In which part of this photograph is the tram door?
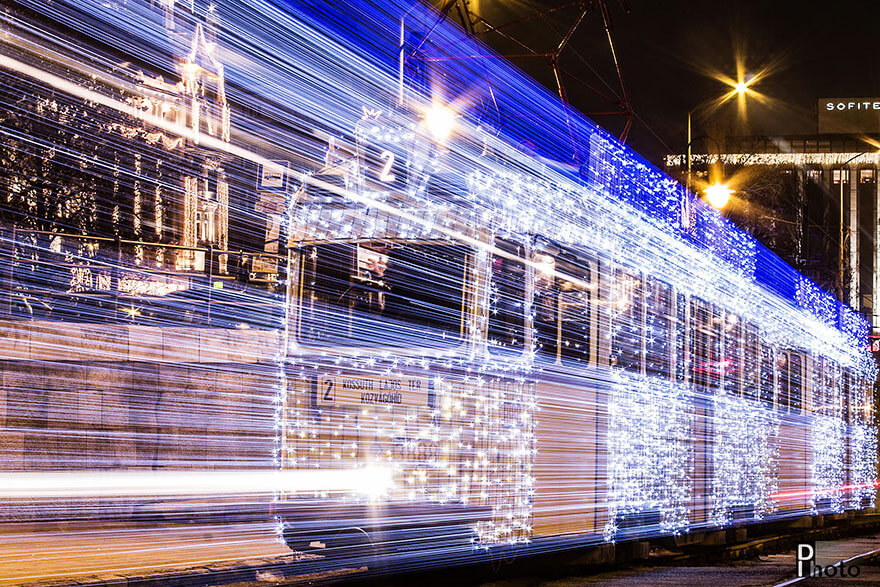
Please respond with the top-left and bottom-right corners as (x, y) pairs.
(842, 370), (853, 501)
(775, 350), (809, 513)
(689, 298), (720, 527)
(529, 247), (603, 537)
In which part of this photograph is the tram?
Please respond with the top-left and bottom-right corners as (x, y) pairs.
(271, 0), (877, 564)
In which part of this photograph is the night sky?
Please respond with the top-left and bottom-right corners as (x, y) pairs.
(469, 0), (880, 165)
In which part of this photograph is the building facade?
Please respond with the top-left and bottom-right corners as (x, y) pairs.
(667, 133), (880, 334)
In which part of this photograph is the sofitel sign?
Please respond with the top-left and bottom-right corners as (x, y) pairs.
(825, 100), (880, 111)
(818, 98), (880, 134)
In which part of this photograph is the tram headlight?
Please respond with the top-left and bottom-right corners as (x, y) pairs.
(425, 103), (456, 141)
(356, 466), (395, 498)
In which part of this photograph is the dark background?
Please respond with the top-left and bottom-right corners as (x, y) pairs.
(467, 0), (880, 165)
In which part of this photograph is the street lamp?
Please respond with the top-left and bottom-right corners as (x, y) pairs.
(703, 183), (733, 210)
(686, 77), (754, 195)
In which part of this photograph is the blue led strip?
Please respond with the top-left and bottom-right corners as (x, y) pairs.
(0, 0), (875, 573)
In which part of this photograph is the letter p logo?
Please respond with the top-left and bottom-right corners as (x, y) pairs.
(797, 543), (814, 577)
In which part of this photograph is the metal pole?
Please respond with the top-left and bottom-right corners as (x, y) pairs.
(114, 237), (122, 322)
(850, 163), (860, 310)
(6, 225), (16, 316)
(840, 173), (847, 302)
(838, 151), (872, 307)
(686, 109), (692, 194)
(873, 164), (880, 332)
(206, 245), (213, 326)
(398, 16), (406, 107)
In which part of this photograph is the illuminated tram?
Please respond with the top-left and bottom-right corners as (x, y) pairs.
(0, 0), (873, 571)
(269, 0), (877, 564)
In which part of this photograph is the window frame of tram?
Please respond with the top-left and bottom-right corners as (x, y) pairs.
(816, 357), (840, 418)
(605, 271), (676, 379)
(860, 378), (873, 424)
(533, 250), (559, 361)
(742, 324), (760, 401)
(721, 311), (743, 397)
(644, 278), (675, 379)
(295, 241), (471, 348)
(674, 292), (689, 382)
(488, 239), (526, 354)
(760, 345), (775, 407)
(689, 297), (722, 390)
(533, 247), (595, 366)
(557, 255), (594, 367)
(610, 267), (644, 374)
(776, 350), (804, 415)
(842, 369), (853, 426)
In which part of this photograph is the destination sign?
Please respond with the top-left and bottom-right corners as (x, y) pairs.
(316, 374), (430, 409)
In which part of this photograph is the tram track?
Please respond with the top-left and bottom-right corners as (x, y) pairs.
(367, 511), (880, 587)
(11, 511), (879, 587)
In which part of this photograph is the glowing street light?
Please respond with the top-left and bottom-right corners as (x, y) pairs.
(704, 183), (733, 209)
(685, 72), (759, 214)
(424, 103), (456, 141)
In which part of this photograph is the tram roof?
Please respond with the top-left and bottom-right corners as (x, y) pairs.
(280, 0), (869, 346)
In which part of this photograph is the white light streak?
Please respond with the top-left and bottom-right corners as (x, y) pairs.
(0, 0), (875, 582)
(0, 468), (394, 498)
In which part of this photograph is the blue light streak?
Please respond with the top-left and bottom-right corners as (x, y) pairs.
(0, 0), (875, 580)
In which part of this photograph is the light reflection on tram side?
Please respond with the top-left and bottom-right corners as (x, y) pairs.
(0, 0), (874, 578)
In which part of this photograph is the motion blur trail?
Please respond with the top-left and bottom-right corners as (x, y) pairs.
(0, 0), (876, 582)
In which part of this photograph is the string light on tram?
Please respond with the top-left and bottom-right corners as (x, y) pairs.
(0, 0), (875, 577)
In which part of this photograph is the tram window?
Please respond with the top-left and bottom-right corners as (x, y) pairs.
(777, 352), (790, 411)
(674, 292), (688, 382)
(760, 346), (775, 406)
(819, 358), (839, 417)
(645, 279), (672, 378)
(690, 298), (720, 389)
(298, 242), (467, 348)
(488, 241), (526, 352)
(789, 353), (803, 414)
(743, 325), (760, 401)
(851, 376), (864, 424)
(558, 260), (592, 366)
(610, 269), (642, 373)
(859, 379), (874, 424)
(723, 313), (743, 396)
(534, 253), (559, 361)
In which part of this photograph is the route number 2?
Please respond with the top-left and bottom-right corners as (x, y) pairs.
(378, 150), (396, 183)
(322, 379), (335, 403)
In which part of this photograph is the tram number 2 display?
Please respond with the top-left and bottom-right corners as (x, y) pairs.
(315, 374), (430, 408)
(378, 150), (396, 183)
(361, 140), (408, 191)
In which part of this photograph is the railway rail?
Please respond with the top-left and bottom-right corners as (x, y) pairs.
(7, 512), (879, 586)
(2, 0), (878, 583)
